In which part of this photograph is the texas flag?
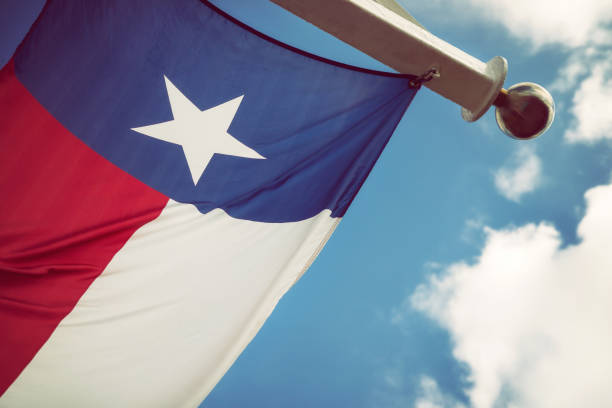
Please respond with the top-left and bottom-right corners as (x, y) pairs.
(0, 1), (418, 406)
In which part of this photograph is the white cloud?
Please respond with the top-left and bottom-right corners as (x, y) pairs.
(460, 217), (487, 245)
(414, 376), (466, 408)
(564, 60), (612, 143)
(549, 52), (589, 93)
(369, 373), (465, 408)
(409, 181), (612, 408)
(493, 146), (542, 202)
(424, 261), (443, 271)
(402, 1), (612, 144)
(368, 371), (410, 408)
(404, 0), (612, 50)
(460, 0), (611, 49)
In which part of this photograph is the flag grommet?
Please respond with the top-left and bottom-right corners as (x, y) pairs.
(408, 67), (440, 89)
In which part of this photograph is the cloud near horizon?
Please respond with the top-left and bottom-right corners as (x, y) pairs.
(408, 180), (612, 408)
(414, 376), (466, 408)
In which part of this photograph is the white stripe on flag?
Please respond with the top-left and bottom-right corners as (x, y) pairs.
(2, 200), (339, 407)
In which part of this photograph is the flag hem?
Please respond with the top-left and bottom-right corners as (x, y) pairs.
(200, 0), (416, 80)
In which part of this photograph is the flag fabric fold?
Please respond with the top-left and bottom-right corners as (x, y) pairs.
(0, 0), (418, 406)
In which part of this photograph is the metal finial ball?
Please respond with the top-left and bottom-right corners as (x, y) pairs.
(495, 82), (555, 140)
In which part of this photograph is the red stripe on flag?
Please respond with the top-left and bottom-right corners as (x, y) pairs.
(0, 60), (169, 395)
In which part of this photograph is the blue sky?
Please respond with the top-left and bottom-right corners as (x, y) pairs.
(2, 1), (612, 407)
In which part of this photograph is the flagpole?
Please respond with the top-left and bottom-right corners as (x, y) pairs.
(270, 0), (555, 139)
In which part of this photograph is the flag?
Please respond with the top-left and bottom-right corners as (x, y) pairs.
(0, 0), (418, 406)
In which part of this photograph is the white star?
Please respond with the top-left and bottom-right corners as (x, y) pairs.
(132, 76), (265, 185)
